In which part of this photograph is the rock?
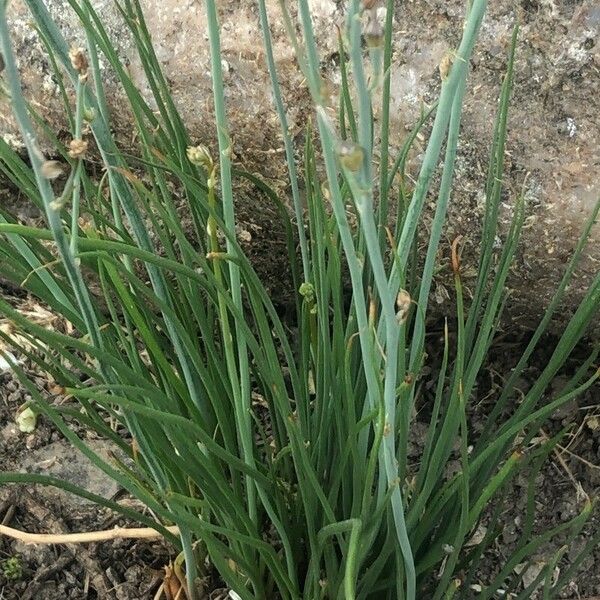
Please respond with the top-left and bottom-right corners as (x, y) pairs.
(1, 0), (598, 332)
(20, 439), (121, 504)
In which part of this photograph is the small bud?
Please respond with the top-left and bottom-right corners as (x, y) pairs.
(41, 160), (64, 180)
(300, 283), (317, 314)
(83, 106), (96, 122)
(396, 289), (411, 324)
(16, 406), (37, 433)
(338, 141), (364, 172)
(187, 144), (213, 170)
(69, 46), (89, 77)
(206, 251), (227, 260)
(299, 282), (315, 302)
(68, 138), (88, 159)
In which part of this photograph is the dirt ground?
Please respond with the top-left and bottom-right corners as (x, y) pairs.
(0, 363), (173, 599)
(423, 329), (600, 599)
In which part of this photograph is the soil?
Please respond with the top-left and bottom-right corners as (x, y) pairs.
(411, 327), (600, 599)
(0, 354), (172, 599)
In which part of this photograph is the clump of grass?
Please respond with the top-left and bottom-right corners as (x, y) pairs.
(1, 556), (23, 581)
(0, 1), (598, 599)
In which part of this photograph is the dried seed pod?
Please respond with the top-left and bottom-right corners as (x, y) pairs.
(186, 144), (213, 170)
(161, 562), (182, 600)
(451, 235), (463, 275)
(396, 288), (411, 324)
(68, 46), (88, 78)
(68, 138), (88, 159)
(439, 51), (454, 80)
(41, 160), (64, 180)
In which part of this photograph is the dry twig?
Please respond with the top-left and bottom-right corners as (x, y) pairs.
(0, 522), (179, 544)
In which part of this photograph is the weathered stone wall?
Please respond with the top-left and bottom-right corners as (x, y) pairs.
(2, 0), (599, 333)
